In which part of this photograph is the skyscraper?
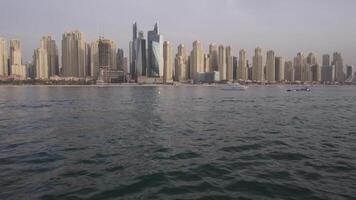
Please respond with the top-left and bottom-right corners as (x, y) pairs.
(209, 43), (218, 72)
(247, 61), (252, 81)
(129, 22), (148, 79)
(294, 52), (306, 81)
(62, 31), (86, 77)
(25, 62), (35, 79)
(129, 22), (139, 78)
(147, 23), (164, 77)
(321, 54), (332, 82)
(233, 56), (238, 80)
(163, 41), (173, 83)
(133, 22), (138, 41)
(252, 47), (263, 82)
(238, 49), (247, 80)
(175, 56), (185, 81)
(122, 57), (128, 74)
(135, 31), (147, 77)
(204, 54), (210, 73)
(307, 52), (317, 65)
(190, 40), (204, 80)
(306, 53), (320, 82)
(98, 38), (116, 70)
(175, 44), (188, 81)
(33, 47), (48, 79)
(284, 61), (294, 82)
(322, 54), (330, 67)
(218, 45), (226, 81)
(129, 41), (134, 75)
(275, 57), (284, 82)
(85, 43), (91, 76)
(226, 46), (233, 81)
(266, 50), (275, 82)
(89, 38), (120, 82)
(333, 52), (344, 83)
(40, 36), (59, 76)
(116, 48), (125, 71)
(90, 40), (99, 79)
(187, 55), (191, 79)
(0, 38), (8, 76)
(9, 40), (21, 66)
(9, 39), (26, 79)
(346, 65), (353, 80)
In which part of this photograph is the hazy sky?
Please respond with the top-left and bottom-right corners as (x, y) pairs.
(0, 0), (355, 65)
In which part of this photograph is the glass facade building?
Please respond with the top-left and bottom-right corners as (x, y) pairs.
(147, 23), (164, 77)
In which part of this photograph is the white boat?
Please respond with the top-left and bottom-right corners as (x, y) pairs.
(221, 83), (248, 91)
(96, 79), (107, 86)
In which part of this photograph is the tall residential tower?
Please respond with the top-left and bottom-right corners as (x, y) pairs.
(163, 41), (173, 83)
(0, 38), (8, 76)
(252, 47), (263, 82)
(40, 36), (59, 76)
(62, 31), (86, 77)
(238, 49), (247, 81)
(190, 41), (204, 80)
(9, 39), (26, 79)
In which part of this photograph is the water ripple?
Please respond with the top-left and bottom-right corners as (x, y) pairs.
(1, 86), (356, 199)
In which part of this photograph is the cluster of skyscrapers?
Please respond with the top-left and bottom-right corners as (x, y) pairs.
(129, 22), (174, 83)
(127, 23), (353, 84)
(0, 32), (127, 82)
(0, 22), (354, 84)
(0, 39), (26, 79)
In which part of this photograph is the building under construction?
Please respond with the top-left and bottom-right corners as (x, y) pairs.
(97, 37), (124, 83)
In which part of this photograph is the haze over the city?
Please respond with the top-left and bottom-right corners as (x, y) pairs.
(0, 0), (355, 65)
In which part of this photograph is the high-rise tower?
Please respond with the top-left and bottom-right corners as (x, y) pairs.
(9, 39), (26, 79)
(238, 49), (247, 81)
(190, 41), (204, 80)
(175, 44), (188, 81)
(275, 57), (285, 82)
(40, 36), (59, 76)
(62, 31), (86, 77)
(252, 47), (263, 82)
(209, 44), (218, 72)
(135, 31), (147, 77)
(284, 61), (294, 82)
(116, 48), (125, 71)
(0, 38), (8, 76)
(266, 50), (275, 82)
(218, 45), (226, 81)
(226, 46), (233, 81)
(163, 41), (173, 83)
(147, 22), (164, 77)
(33, 47), (48, 79)
(293, 52), (306, 81)
(306, 53), (320, 82)
(333, 52), (344, 83)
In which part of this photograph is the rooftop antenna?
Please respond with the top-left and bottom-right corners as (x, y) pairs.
(99, 23), (105, 40)
(99, 33), (104, 40)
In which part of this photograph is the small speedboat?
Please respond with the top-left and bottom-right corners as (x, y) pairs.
(221, 83), (248, 91)
(287, 87), (311, 92)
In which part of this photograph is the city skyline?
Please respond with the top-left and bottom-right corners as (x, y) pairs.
(0, 0), (355, 66)
(0, 22), (353, 84)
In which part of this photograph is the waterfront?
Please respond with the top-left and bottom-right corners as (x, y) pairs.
(0, 85), (355, 199)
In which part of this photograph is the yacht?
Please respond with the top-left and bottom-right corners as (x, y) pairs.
(286, 87), (311, 92)
(221, 83), (248, 91)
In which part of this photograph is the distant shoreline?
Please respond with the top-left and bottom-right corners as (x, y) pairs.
(0, 82), (354, 87)
(1, 77), (355, 86)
